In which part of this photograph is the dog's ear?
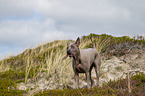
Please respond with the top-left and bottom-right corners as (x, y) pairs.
(75, 37), (80, 47)
(67, 41), (70, 46)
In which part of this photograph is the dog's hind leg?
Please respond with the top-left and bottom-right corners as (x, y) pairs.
(85, 71), (94, 87)
(90, 71), (94, 87)
(86, 72), (92, 88)
(94, 65), (100, 86)
(94, 56), (101, 86)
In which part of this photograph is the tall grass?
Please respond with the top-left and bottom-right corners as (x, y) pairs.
(23, 40), (74, 88)
(0, 60), (10, 72)
(0, 54), (13, 72)
(92, 37), (111, 53)
(25, 56), (32, 83)
(80, 36), (111, 53)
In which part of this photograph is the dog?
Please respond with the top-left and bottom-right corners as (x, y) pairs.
(67, 37), (101, 88)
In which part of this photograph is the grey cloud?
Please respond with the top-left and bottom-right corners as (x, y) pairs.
(32, 0), (145, 36)
(0, 0), (144, 40)
(0, 18), (73, 47)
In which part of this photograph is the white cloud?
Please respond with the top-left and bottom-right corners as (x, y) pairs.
(0, 0), (34, 18)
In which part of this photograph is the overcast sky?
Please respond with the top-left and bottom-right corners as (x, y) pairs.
(0, 0), (145, 60)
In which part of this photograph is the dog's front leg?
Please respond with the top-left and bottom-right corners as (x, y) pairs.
(75, 72), (79, 89)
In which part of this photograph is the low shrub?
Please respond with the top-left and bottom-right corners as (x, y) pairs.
(0, 69), (26, 96)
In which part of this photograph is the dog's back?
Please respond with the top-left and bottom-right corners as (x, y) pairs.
(80, 48), (100, 66)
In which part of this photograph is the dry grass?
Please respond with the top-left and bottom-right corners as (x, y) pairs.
(80, 36), (111, 53)
(92, 36), (111, 53)
(22, 40), (74, 88)
(0, 60), (10, 72)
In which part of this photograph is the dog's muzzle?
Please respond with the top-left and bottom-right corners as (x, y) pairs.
(67, 49), (73, 57)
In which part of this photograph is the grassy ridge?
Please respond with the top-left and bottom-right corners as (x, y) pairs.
(0, 33), (145, 95)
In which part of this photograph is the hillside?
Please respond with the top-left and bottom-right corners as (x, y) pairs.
(0, 33), (145, 95)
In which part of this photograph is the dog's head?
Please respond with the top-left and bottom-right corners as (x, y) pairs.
(67, 37), (80, 58)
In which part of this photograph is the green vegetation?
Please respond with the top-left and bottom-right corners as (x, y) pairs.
(35, 87), (118, 96)
(0, 33), (145, 95)
(107, 73), (145, 95)
(0, 69), (26, 95)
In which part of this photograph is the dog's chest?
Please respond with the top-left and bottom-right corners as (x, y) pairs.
(76, 64), (85, 73)
(74, 59), (85, 73)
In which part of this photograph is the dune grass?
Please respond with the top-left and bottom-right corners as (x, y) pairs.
(22, 40), (74, 88)
(0, 60), (10, 72)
